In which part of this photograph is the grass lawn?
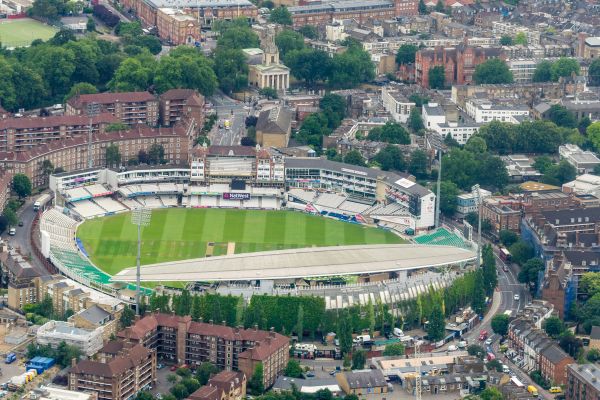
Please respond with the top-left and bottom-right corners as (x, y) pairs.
(0, 18), (58, 48)
(77, 208), (403, 276)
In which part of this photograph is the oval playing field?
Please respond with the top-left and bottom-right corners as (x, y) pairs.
(76, 208), (404, 276)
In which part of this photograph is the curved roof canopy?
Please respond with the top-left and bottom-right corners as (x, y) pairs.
(112, 244), (476, 282)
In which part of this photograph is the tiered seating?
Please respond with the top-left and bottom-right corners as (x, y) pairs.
(251, 187), (280, 196)
(414, 227), (467, 248)
(138, 196), (162, 208)
(364, 202), (408, 216)
(120, 197), (143, 210)
(65, 187), (90, 201)
(287, 188), (317, 204)
(71, 200), (106, 218)
(188, 195), (200, 207)
(94, 197), (127, 213)
(161, 195), (178, 207)
(158, 183), (179, 192)
(338, 200), (371, 214)
(315, 193), (346, 209)
(40, 209), (78, 251)
(85, 184), (111, 197)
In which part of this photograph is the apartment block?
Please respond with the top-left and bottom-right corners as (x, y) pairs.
(66, 92), (159, 127)
(118, 312), (289, 389)
(0, 120), (194, 189)
(381, 86), (415, 124)
(481, 197), (522, 233)
(159, 89), (205, 129)
(566, 364), (600, 400)
(0, 113), (118, 153)
(37, 320), (104, 356)
(69, 341), (156, 400)
(188, 371), (246, 400)
(0, 169), (12, 213)
(1, 249), (41, 311)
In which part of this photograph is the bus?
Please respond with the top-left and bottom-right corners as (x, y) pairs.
(33, 193), (52, 212)
(499, 247), (511, 263)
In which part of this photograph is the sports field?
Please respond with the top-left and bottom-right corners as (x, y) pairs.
(77, 209), (403, 275)
(0, 18), (58, 48)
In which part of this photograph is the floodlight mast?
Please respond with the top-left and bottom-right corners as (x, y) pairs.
(131, 207), (151, 315)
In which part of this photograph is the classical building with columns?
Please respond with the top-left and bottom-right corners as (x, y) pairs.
(246, 28), (290, 92)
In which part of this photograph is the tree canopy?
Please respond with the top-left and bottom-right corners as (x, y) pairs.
(473, 58), (513, 84)
(396, 44), (418, 65)
(269, 6), (293, 25)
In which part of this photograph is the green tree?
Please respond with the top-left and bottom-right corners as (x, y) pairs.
(298, 25), (317, 39)
(532, 60), (553, 82)
(329, 45), (375, 88)
(109, 57), (154, 92)
(428, 66), (445, 89)
(41, 159), (54, 186)
(499, 35), (513, 45)
(589, 58), (600, 87)
(86, 16), (96, 32)
(588, 122), (600, 152)
(29, 46), (77, 99)
(148, 143), (165, 164)
(471, 273), (486, 315)
(491, 314), (509, 336)
(213, 48), (249, 94)
(579, 272), (600, 298)
(383, 342), (405, 356)
(296, 303), (304, 340)
(533, 155), (553, 174)
(408, 149), (428, 178)
(373, 145), (405, 171)
(514, 32), (527, 45)
(248, 363), (265, 395)
(285, 48), (332, 87)
(499, 230), (518, 247)
(120, 306), (135, 328)
(106, 144), (121, 167)
(170, 383), (189, 400)
(464, 136), (487, 154)
(518, 258), (544, 293)
(269, 6), (293, 25)
(396, 44), (418, 65)
(153, 48), (217, 96)
(12, 174), (32, 198)
(551, 57), (580, 81)
(3, 209), (17, 228)
(467, 344), (485, 358)
(542, 316), (564, 338)
(275, 29), (305, 58)
(434, 0), (444, 11)
(367, 122), (410, 144)
(509, 240), (534, 266)
(116, 21), (144, 36)
(559, 331), (582, 358)
(439, 181), (459, 217)
(217, 24), (260, 49)
(541, 160), (576, 186)
(284, 359), (303, 378)
(408, 108), (424, 132)
(587, 348), (600, 362)
(195, 362), (219, 385)
(167, 374), (178, 384)
(486, 359), (503, 372)
(547, 104), (577, 128)
(343, 150), (366, 167)
(65, 82), (98, 102)
(418, 0), (427, 13)
(427, 302), (445, 342)
(480, 387), (503, 400)
(259, 87), (278, 99)
(351, 350), (366, 369)
(473, 58), (513, 84)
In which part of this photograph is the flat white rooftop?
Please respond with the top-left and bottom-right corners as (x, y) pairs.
(112, 244), (476, 282)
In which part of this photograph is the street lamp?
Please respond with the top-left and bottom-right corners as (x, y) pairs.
(471, 184), (482, 269)
(131, 207), (152, 315)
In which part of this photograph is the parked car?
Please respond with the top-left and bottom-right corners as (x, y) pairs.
(514, 294), (520, 301)
(18, 221), (23, 227)
(448, 345), (458, 351)
(485, 338), (493, 345)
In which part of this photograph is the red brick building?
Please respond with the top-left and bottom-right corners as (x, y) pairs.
(66, 91), (159, 127)
(119, 313), (289, 389)
(415, 45), (504, 88)
(0, 169), (13, 214)
(539, 344), (574, 386)
(188, 371), (246, 400)
(289, 0), (417, 28)
(159, 89), (205, 131)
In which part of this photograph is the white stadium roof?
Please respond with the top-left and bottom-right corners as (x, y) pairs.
(112, 244), (476, 282)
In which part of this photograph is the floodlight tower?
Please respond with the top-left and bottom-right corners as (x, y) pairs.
(472, 184), (482, 269)
(86, 102), (100, 169)
(131, 207), (152, 314)
(414, 340), (421, 400)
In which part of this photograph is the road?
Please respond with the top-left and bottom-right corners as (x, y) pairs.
(208, 92), (250, 146)
(100, 0), (130, 22)
(3, 197), (52, 278)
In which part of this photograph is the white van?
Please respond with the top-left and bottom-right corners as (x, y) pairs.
(393, 328), (404, 337)
(8, 228), (15, 236)
(353, 334), (371, 344)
